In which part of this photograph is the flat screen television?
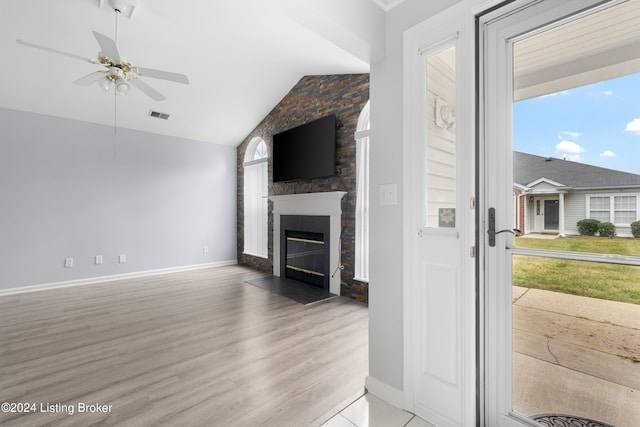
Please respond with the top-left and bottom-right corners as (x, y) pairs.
(272, 114), (336, 182)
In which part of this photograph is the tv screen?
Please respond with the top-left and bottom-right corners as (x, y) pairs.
(272, 114), (336, 182)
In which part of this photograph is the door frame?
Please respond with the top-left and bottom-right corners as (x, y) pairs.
(532, 195), (560, 233)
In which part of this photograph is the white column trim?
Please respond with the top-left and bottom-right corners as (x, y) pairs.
(558, 192), (565, 236)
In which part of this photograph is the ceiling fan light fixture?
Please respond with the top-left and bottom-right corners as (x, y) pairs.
(99, 76), (114, 91)
(116, 78), (130, 95)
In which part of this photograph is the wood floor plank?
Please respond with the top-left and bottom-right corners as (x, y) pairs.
(0, 266), (368, 426)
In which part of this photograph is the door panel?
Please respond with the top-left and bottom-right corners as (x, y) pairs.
(416, 40), (464, 427)
(403, 3), (475, 426)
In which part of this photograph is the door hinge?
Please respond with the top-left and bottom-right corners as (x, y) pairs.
(470, 246), (476, 258)
(470, 197), (476, 210)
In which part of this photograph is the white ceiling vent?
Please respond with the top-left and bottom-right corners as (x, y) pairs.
(149, 110), (170, 120)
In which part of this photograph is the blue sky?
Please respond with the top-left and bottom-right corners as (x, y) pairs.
(514, 72), (640, 175)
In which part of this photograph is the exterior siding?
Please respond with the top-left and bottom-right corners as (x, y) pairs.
(425, 52), (456, 227)
(563, 192), (584, 235)
(564, 190), (639, 237)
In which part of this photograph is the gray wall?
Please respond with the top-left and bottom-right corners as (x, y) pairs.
(0, 108), (237, 290)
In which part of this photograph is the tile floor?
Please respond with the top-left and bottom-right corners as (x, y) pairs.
(321, 394), (434, 427)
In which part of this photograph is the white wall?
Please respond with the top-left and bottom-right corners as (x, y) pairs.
(0, 108), (237, 290)
(272, 0), (385, 63)
(368, 0), (462, 395)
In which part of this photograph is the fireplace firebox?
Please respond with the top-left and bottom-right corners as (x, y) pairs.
(280, 215), (330, 290)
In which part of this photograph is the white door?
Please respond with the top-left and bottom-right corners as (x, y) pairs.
(480, 0), (640, 425)
(403, 4), (475, 427)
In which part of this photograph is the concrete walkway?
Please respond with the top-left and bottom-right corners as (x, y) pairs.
(512, 287), (640, 427)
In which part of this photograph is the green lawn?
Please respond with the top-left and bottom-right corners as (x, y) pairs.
(512, 236), (640, 305)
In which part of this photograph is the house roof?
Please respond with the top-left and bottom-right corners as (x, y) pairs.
(514, 151), (640, 189)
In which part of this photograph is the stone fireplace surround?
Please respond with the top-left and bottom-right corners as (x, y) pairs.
(269, 191), (346, 295)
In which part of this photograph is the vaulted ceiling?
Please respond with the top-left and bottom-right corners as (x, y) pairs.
(1, 0), (392, 146)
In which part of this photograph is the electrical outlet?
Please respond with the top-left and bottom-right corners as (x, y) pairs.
(95, 255), (103, 265)
(119, 254), (126, 263)
(203, 246), (209, 254)
(64, 257), (73, 268)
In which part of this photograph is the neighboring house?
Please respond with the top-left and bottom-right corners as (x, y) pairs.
(514, 151), (640, 237)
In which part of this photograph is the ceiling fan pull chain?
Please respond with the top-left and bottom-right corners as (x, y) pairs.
(114, 87), (118, 156)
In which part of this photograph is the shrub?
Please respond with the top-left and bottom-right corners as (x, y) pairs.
(632, 221), (640, 238)
(598, 222), (616, 238)
(577, 219), (600, 236)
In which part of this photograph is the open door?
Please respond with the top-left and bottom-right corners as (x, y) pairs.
(481, 0), (640, 425)
(403, 4), (476, 426)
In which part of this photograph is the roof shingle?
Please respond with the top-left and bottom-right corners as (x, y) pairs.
(514, 151), (640, 189)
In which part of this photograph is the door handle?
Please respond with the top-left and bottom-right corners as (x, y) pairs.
(488, 207), (521, 247)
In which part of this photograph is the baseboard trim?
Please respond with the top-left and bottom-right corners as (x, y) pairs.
(0, 260), (238, 296)
(364, 375), (405, 409)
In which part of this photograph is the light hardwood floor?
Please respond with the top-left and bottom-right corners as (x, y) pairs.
(0, 266), (368, 426)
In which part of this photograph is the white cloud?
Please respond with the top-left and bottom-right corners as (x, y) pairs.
(556, 140), (584, 154)
(625, 118), (640, 135)
(603, 90), (613, 96)
(563, 154), (583, 162)
(600, 150), (616, 158)
(559, 131), (581, 139)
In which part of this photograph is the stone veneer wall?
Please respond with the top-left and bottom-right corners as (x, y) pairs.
(237, 74), (369, 302)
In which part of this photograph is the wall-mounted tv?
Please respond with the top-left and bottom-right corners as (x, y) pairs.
(272, 114), (336, 182)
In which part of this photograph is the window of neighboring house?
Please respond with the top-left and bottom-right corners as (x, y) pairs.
(587, 194), (638, 225)
(355, 101), (370, 282)
(244, 137), (268, 258)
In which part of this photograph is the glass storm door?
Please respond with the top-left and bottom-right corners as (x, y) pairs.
(480, 0), (640, 426)
(543, 200), (559, 230)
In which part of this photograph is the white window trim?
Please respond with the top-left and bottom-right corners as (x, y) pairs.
(354, 101), (370, 283)
(243, 157), (268, 168)
(585, 193), (639, 226)
(243, 137), (269, 258)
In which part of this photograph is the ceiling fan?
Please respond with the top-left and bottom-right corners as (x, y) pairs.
(16, 0), (189, 102)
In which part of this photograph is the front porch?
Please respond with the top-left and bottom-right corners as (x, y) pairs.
(515, 182), (568, 236)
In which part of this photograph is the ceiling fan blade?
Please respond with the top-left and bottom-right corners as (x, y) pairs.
(73, 71), (106, 86)
(131, 79), (166, 101)
(92, 31), (120, 61)
(137, 67), (189, 84)
(16, 39), (93, 63)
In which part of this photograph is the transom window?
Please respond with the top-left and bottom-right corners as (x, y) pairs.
(253, 139), (267, 160)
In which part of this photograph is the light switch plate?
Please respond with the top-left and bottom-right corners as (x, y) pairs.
(379, 184), (398, 206)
